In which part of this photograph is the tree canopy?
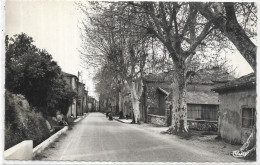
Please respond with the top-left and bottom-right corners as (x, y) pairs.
(5, 33), (76, 116)
(79, 1), (256, 129)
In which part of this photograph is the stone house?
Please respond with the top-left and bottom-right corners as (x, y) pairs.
(83, 90), (88, 113)
(140, 67), (233, 126)
(62, 72), (78, 117)
(62, 72), (87, 117)
(77, 82), (85, 116)
(87, 96), (97, 112)
(212, 73), (256, 144)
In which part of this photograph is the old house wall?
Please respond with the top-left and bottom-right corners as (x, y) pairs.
(63, 77), (71, 89)
(146, 82), (172, 116)
(187, 83), (225, 93)
(122, 95), (132, 118)
(145, 82), (221, 120)
(67, 99), (76, 117)
(218, 88), (256, 144)
(76, 83), (84, 116)
(83, 93), (88, 113)
(187, 83), (213, 92)
(71, 77), (77, 90)
(63, 76), (77, 117)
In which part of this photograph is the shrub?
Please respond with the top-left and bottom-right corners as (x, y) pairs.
(5, 91), (50, 149)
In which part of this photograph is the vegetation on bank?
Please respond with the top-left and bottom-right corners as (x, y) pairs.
(5, 33), (76, 149)
(5, 91), (50, 149)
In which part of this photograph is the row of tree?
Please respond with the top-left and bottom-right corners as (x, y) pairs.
(80, 2), (256, 132)
(5, 33), (76, 116)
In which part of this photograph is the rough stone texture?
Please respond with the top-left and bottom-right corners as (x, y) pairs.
(5, 91), (50, 150)
(188, 120), (218, 131)
(218, 88), (256, 144)
(147, 114), (167, 127)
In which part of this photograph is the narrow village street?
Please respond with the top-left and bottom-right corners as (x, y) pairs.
(3, 1), (258, 164)
(36, 112), (243, 162)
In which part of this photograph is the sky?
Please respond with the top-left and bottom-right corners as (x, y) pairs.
(4, 0), (255, 100)
(5, 0), (98, 99)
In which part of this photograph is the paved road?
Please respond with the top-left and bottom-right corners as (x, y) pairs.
(39, 112), (241, 162)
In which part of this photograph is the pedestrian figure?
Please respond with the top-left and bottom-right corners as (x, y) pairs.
(108, 113), (113, 120)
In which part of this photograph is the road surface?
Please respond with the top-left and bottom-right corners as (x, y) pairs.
(38, 112), (241, 162)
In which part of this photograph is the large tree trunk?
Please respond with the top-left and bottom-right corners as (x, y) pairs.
(118, 91), (122, 113)
(168, 67), (188, 133)
(132, 97), (140, 123)
(126, 80), (143, 124)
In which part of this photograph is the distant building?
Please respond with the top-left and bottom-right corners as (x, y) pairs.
(62, 72), (88, 117)
(212, 73), (256, 144)
(62, 72), (78, 117)
(77, 82), (85, 116)
(87, 96), (97, 112)
(83, 90), (88, 113)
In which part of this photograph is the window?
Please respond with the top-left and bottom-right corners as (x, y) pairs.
(242, 108), (256, 128)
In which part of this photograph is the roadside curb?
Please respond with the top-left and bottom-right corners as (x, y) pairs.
(74, 113), (89, 123)
(32, 113), (89, 158)
(33, 126), (68, 158)
(114, 118), (125, 123)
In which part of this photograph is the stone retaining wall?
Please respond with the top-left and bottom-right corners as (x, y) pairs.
(147, 114), (167, 126)
(33, 126), (68, 157)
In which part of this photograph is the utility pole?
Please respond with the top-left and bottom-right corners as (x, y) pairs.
(76, 71), (80, 119)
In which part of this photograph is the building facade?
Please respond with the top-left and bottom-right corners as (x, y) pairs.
(62, 72), (88, 117)
(141, 67), (233, 126)
(62, 72), (78, 117)
(213, 73), (256, 144)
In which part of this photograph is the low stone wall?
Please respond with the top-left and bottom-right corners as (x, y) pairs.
(147, 114), (167, 127)
(33, 126), (68, 157)
(188, 119), (218, 131)
(4, 140), (33, 160)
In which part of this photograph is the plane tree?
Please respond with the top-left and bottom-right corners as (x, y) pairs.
(79, 2), (151, 123)
(80, 1), (256, 130)
(197, 2), (257, 71)
(125, 1), (256, 132)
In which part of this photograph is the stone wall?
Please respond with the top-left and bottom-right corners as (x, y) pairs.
(145, 82), (172, 116)
(147, 114), (167, 127)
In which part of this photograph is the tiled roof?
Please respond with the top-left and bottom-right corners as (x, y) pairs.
(157, 87), (169, 96)
(187, 68), (233, 84)
(61, 72), (78, 78)
(154, 87), (218, 105)
(212, 73), (256, 92)
(144, 71), (175, 82)
(144, 67), (233, 84)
